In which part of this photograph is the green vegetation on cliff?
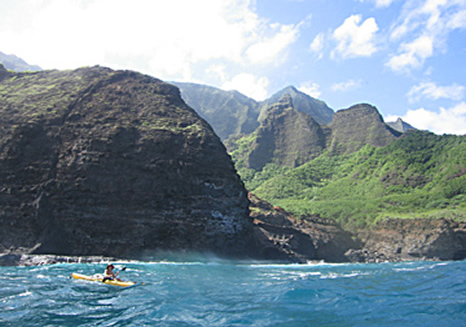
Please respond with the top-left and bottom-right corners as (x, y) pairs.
(238, 131), (465, 229)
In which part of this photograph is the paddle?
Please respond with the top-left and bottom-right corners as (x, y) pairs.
(115, 266), (127, 278)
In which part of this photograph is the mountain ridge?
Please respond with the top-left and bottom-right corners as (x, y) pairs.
(172, 81), (259, 140)
(228, 101), (402, 177)
(245, 94), (329, 170)
(257, 85), (334, 126)
(173, 82), (335, 141)
(0, 51), (42, 72)
(387, 117), (417, 133)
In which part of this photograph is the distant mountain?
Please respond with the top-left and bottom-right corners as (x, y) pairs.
(0, 51), (42, 72)
(173, 82), (334, 141)
(236, 95), (330, 171)
(329, 103), (402, 155)
(228, 101), (401, 174)
(257, 86), (334, 126)
(386, 117), (417, 133)
(172, 82), (259, 140)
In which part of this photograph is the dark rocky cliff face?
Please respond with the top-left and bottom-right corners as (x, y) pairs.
(0, 65), (256, 258)
(329, 104), (402, 155)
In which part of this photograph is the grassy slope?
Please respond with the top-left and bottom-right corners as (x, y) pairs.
(241, 131), (465, 229)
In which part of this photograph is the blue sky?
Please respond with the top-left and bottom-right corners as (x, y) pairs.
(0, 0), (465, 134)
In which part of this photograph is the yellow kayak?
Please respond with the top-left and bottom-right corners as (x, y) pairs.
(71, 272), (136, 287)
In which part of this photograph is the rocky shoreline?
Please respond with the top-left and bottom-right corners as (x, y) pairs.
(1, 194), (465, 267)
(249, 193), (466, 264)
(0, 253), (118, 266)
(347, 218), (466, 263)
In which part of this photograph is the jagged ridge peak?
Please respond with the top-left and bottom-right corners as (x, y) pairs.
(258, 85), (334, 126)
(387, 117), (417, 133)
(174, 82), (335, 141)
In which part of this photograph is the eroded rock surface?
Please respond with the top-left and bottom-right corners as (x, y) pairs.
(249, 193), (358, 262)
(0, 65), (255, 258)
(346, 218), (466, 262)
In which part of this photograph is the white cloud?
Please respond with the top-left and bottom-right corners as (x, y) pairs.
(407, 82), (465, 103)
(205, 64), (227, 82)
(298, 82), (321, 98)
(387, 0), (466, 72)
(331, 79), (362, 92)
(309, 33), (324, 54)
(387, 35), (434, 71)
(246, 23), (300, 64)
(221, 73), (269, 101)
(392, 102), (466, 135)
(332, 14), (379, 58)
(0, 0), (300, 83)
(447, 8), (466, 29)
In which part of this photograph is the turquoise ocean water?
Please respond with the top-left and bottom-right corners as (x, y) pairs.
(1, 259), (465, 326)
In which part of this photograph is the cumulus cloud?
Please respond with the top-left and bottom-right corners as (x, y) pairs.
(309, 33), (324, 57)
(246, 23), (300, 64)
(388, 102), (466, 135)
(407, 82), (465, 103)
(331, 14), (379, 58)
(387, 34), (434, 72)
(221, 73), (269, 101)
(447, 7), (466, 29)
(0, 0), (300, 84)
(387, 0), (466, 72)
(298, 82), (321, 98)
(331, 79), (362, 92)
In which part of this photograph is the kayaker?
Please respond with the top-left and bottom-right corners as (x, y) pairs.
(103, 264), (123, 282)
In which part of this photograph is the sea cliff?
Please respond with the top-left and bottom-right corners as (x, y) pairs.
(0, 65), (255, 258)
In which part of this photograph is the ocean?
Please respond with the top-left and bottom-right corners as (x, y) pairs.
(1, 259), (465, 326)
